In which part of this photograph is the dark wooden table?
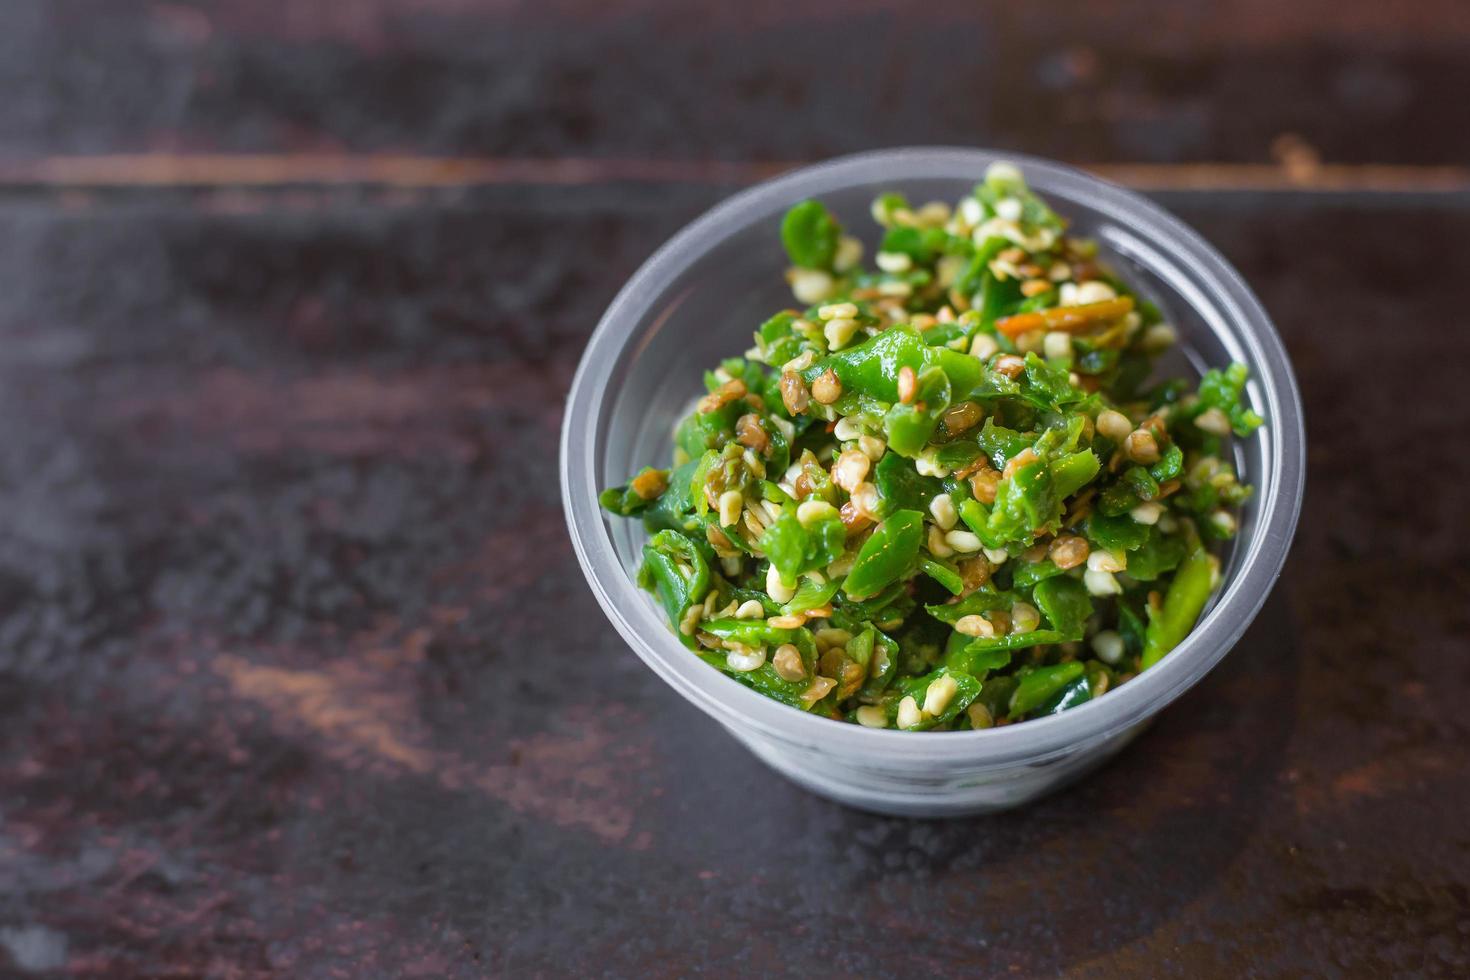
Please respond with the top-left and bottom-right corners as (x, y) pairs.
(2, 2), (1468, 977)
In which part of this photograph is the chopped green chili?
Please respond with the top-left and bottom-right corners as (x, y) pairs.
(602, 161), (1263, 729)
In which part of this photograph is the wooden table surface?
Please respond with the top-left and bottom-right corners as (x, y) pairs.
(2, 2), (1467, 977)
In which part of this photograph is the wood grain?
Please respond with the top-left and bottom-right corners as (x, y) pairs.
(0, 182), (1466, 975)
(1, 0), (1468, 975)
(6, 0), (1470, 166)
(3, 154), (1470, 192)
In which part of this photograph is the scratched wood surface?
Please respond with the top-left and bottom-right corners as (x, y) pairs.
(1, 1), (1468, 977)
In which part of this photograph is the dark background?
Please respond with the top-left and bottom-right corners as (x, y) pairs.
(2, 1), (1468, 977)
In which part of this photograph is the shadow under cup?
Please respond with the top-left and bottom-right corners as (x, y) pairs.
(562, 148), (1304, 816)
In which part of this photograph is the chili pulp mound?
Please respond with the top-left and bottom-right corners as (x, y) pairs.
(599, 162), (1263, 731)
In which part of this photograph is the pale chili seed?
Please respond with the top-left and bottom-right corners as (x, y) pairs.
(1125, 429), (1161, 465)
(958, 557), (991, 591)
(1048, 535), (1090, 570)
(969, 468), (1000, 504)
(941, 401), (982, 434)
(811, 369), (843, 405)
(631, 469), (668, 500)
(994, 354), (1025, 379)
(735, 414), (769, 454)
(897, 365), (918, 405)
(1003, 448), (1039, 480)
(698, 378), (747, 414)
(780, 370), (811, 415)
(772, 644), (806, 682)
(840, 501), (874, 533)
(1020, 541), (1050, 563)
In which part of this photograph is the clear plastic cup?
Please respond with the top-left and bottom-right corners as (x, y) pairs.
(561, 148), (1305, 816)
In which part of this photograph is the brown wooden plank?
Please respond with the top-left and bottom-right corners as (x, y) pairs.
(2, 154), (1470, 192)
(0, 185), (1465, 974)
(6, 0), (1470, 165)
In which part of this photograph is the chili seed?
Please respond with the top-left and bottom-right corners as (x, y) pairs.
(832, 449), (871, 492)
(1097, 409), (1132, 441)
(969, 468), (1000, 504)
(1125, 429), (1161, 465)
(811, 369), (843, 404)
(897, 365), (918, 404)
(994, 354), (1026, 378)
(780, 370), (810, 415)
(735, 414), (769, 454)
(941, 400), (982, 434)
(954, 615), (996, 638)
(1091, 630), (1125, 665)
(1048, 535), (1090, 570)
(924, 674), (959, 715)
(631, 469), (668, 500)
(896, 696), (924, 729)
(772, 644), (806, 681)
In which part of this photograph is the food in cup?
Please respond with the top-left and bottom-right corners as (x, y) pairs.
(599, 162), (1263, 731)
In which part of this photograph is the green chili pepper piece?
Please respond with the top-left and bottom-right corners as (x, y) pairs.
(780, 575), (839, 615)
(802, 326), (981, 410)
(1117, 598), (1147, 660)
(1187, 362), (1264, 437)
(975, 419), (1033, 469)
(935, 440), (984, 472)
(1017, 352), (1083, 410)
(844, 509), (923, 599)
(837, 580), (912, 626)
(696, 651), (814, 708)
(1084, 512), (1151, 552)
(929, 348), (983, 399)
(977, 263), (1023, 324)
(942, 642), (1013, 678)
(780, 200), (841, 269)
(676, 400), (741, 459)
(859, 629), (899, 698)
(923, 586), (1012, 622)
(871, 192), (910, 226)
(803, 326), (926, 403)
(983, 455), (1053, 545)
(873, 451), (943, 516)
(1010, 558), (1066, 589)
(1150, 443), (1184, 483)
(636, 531), (711, 641)
(760, 507), (846, 586)
(1051, 450), (1101, 500)
(700, 617), (816, 656)
(1040, 674), (1093, 715)
(956, 497), (996, 547)
(919, 558), (964, 596)
(1010, 661), (1085, 716)
(598, 466), (668, 518)
(638, 459), (698, 533)
(1098, 463), (1162, 517)
(1031, 576), (1091, 637)
(890, 667), (982, 730)
(1126, 527), (1187, 582)
(879, 226), (931, 263)
(1141, 546), (1216, 668)
(943, 633), (1059, 675)
(883, 366), (950, 457)
(698, 618), (822, 709)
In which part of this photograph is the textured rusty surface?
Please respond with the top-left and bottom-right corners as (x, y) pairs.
(0, 182), (1466, 977)
(2, 1), (1470, 975)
